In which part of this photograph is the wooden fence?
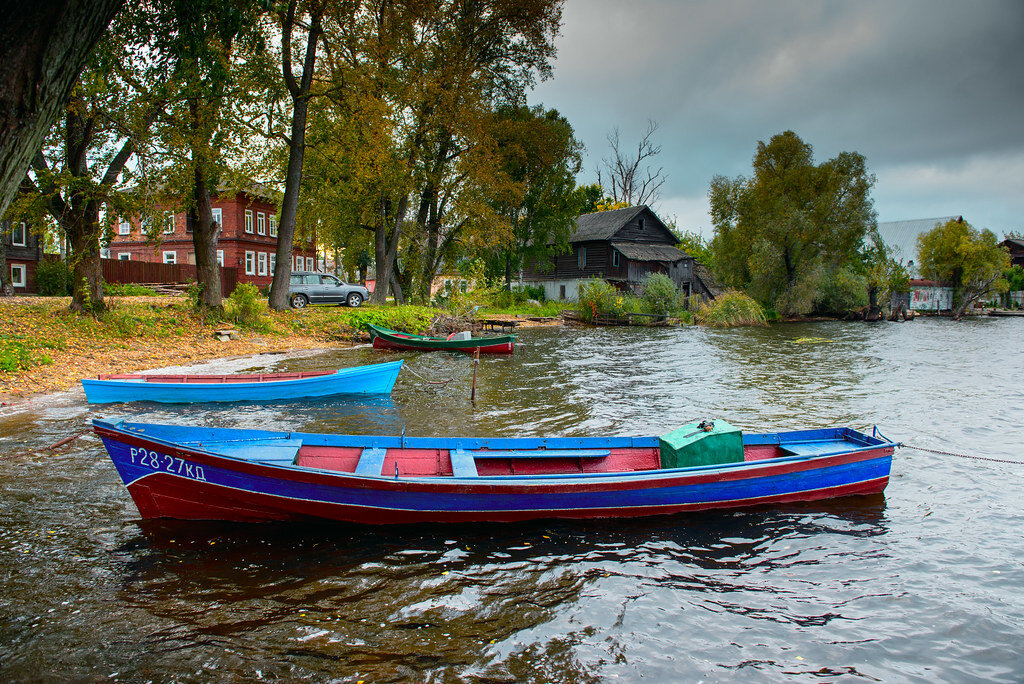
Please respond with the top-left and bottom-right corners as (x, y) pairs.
(101, 258), (238, 295)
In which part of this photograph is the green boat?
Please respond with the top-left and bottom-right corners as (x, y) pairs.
(367, 324), (515, 354)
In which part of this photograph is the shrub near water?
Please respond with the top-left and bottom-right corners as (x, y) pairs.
(640, 272), (681, 316)
(226, 283), (273, 332)
(577, 278), (623, 321)
(696, 290), (768, 327)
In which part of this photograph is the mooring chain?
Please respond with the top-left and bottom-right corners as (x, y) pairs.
(898, 443), (1024, 466)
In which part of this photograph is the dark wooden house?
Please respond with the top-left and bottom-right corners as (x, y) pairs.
(2, 220), (45, 293)
(522, 205), (718, 301)
(1000, 238), (1024, 268)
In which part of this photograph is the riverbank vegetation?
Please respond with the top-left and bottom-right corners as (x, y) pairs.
(3, 3), (1015, 328)
(576, 274), (695, 324)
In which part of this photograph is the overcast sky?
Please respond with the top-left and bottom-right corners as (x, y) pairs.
(529, 0), (1024, 238)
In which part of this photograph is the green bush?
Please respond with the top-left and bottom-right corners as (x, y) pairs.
(814, 267), (868, 316)
(640, 272), (680, 315)
(34, 259), (72, 296)
(342, 306), (436, 334)
(104, 282), (157, 296)
(696, 290), (768, 327)
(226, 283), (272, 331)
(576, 277), (640, 321)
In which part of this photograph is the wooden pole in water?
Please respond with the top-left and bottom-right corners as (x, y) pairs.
(470, 347), (480, 401)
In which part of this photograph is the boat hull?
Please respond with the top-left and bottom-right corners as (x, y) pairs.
(93, 420), (895, 524)
(367, 324), (514, 354)
(81, 361), (402, 404)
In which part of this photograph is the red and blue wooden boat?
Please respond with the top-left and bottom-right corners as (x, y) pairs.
(81, 360), (403, 404)
(367, 324), (514, 354)
(91, 418), (895, 524)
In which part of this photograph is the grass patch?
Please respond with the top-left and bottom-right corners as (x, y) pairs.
(695, 290), (768, 327)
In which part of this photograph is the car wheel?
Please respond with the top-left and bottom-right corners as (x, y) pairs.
(346, 292), (363, 307)
(290, 293), (308, 309)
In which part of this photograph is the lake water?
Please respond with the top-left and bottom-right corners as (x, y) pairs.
(1, 318), (1022, 682)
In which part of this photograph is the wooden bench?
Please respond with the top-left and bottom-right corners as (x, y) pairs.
(780, 441), (843, 457)
(202, 438), (303, 466)
(354, 447), (388, 476)
(450, 448), (611, 478)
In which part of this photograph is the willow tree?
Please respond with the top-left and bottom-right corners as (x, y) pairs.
(485, 104), (582, 288)
(9, 11), (166, 314)
(405, 0), (563, 302)
(0, 0), (125, 219)
(709, 130), (877, 316)
(306, 0), (564, 304)
(917, 218), (1010, 319)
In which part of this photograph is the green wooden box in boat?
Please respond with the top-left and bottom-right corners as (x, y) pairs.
(659, 420), (744, 468)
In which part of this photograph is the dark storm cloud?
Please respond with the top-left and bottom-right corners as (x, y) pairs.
(531, 0), (1024, 232)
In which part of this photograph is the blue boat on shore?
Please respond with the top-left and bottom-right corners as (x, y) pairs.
(81, 360), (403, 404)
(92, 418), (895, 524)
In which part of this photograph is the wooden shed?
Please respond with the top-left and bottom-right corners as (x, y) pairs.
(522, 205), (713, 302)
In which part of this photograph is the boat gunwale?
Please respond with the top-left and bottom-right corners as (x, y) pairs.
(367, 323), (515, 348)
(84, 361), (403, 390)
(94, 419), (896, 491)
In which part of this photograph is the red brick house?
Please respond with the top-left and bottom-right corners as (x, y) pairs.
(2, 220), (45, 293)
(107, 187), (318, 289)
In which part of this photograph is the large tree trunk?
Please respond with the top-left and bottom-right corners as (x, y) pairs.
(66, 207), (105, 314)
(268, 1), (323, 311)
(371, 195), (407, 305)
(190, 166), (222, 309)
(0, 0), (124, 218)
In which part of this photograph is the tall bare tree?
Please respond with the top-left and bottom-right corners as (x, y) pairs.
(596, 119), (666, 207)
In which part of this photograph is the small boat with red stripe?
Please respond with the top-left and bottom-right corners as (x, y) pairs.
(92, 418), (896, 524)
(367, 324), (514, 354)
(81, 361), (403, 404)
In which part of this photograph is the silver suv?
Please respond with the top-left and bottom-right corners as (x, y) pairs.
(288, 272), (369, 308)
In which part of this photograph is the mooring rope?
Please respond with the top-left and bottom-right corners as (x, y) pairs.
(898, 443), (1024, 466)
(402, 365), (454, 386)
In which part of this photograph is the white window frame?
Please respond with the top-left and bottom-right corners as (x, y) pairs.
(257, 212), (266, 236)
(294, 255), (302, 271)
(258, 252), (268, 276)
(162, 251), (177, 264)
(306, 257), (314, 271)
(100, 248), (111, 259)
(211, 208), (223, 228)
(244, 210), (254, 234)
(245, 251), (256, 275)
(12, 222), (26, 247)
(118, 253), (131, 261)
(269, 216), (277, 237)
(269, 253), (276, 275)
(163, 212), (175, 234)
(216, 250), (224, 267)
(10, 264), (26, 288)
(118, 220), (130, 236)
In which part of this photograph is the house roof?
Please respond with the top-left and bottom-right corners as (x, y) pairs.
(694, 262), (727, 297)
(572, 206), (648, 242)
(876, 216), (962, 263)
(610, 242), (689, 263)
(1002, 238), (1024, 250)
